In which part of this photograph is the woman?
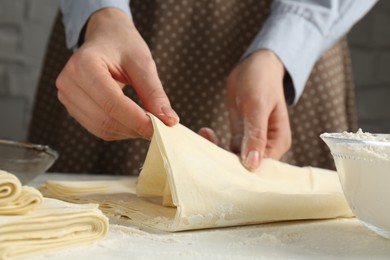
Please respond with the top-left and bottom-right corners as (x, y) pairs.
(28, 0), (376, 175)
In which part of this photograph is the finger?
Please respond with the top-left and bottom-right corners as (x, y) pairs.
(57, 80), (141, 140)
(57, 69), (144, 139)
(135, 71), (179, 127)
(57, 73), (140, 138)
(58, 92), (136, 140)
(67, 58), (154, 139)
(198, 127), (220, 146)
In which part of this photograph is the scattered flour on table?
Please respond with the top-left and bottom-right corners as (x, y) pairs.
(229, 233), (281, 247)
(111, 224), (178, 242)
(227, 231), (302, 248)
(96, 223), (179, 250)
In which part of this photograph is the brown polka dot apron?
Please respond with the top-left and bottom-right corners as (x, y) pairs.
(28, 0), (357, 175)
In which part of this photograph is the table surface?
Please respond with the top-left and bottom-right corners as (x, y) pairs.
(28, 173), (390, 260)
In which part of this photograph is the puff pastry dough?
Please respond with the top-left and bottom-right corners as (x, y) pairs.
(41, 114), (353, 232)
(0, 171), (108, 259)
(0, 198), (108, 259)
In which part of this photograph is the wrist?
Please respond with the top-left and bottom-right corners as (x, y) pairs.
(85, 8), (132, 42)
(253, 49), (285, 79)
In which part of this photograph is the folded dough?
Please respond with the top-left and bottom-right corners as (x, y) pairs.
(0, 198), (108, 260)
(0, 170), (42, 215)
(40, 114), (353, 232)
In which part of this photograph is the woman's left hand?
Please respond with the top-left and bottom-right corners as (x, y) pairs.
(200, 49), (291, 171)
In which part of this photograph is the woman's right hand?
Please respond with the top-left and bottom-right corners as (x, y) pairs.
(56, 8), (179, 141)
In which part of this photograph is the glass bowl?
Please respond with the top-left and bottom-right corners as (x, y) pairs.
(321, 131), (390, 239)
(0, 139), (58, 184)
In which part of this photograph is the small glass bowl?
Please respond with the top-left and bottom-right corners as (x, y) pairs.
(0, 139), (58, 184)
(321, 132), (390, 239)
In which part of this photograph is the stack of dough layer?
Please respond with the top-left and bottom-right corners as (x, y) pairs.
(0, 171), (109, 259)
(0, 170), (42, 215)
(40, 114), (353, 232)
(0, 198), (108, 259)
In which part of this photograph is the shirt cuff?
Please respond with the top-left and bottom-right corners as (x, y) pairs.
(242, 13), (324, 105)
(60, 0), (131, 50)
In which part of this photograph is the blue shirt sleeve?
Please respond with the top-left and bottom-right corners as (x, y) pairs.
(59, 0), (131, 50)
(242, 0), (378, 105)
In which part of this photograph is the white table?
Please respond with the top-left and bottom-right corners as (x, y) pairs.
(28, 173), (390, 260)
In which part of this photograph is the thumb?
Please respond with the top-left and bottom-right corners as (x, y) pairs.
(122, 29), (180, 126)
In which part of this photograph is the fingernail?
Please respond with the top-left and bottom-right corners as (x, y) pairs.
(161, 106), (179, 124)
(244, 150), (260, 170)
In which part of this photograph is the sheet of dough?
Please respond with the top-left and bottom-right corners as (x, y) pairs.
(0, 198), (108, 260)
(40, 115), (353, 232)
(0, 170), (42, 215)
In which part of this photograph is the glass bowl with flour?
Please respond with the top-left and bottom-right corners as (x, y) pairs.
(321, 129), (390, 239)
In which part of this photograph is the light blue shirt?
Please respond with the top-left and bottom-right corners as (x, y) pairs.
(59, 0), (377, 104)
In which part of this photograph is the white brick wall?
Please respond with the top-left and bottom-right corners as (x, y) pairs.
(0, 0), (58, 141)
(0, 0), (388, 142)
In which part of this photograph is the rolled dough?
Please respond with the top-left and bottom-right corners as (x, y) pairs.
(40, 114), (353, 232)
(0, 170), (42, 215)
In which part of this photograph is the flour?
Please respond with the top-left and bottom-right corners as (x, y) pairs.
(104, 224), (180, 245)
(322, 128), (389, 142)
(321, 129), (390, 161)
(229, 233), (281, 247)
(334, 128), (377, 140)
